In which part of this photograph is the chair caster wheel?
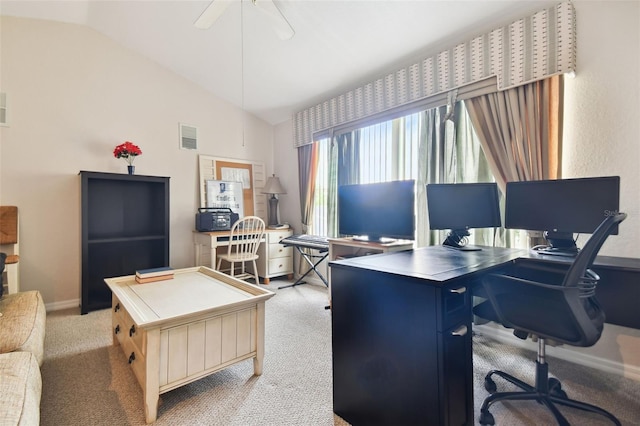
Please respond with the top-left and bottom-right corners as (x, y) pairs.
(479, 409), (495, 425)
(548, 377), (561, 390)
(484, 377), (497, 393)
(548, 377), (568, 398)
(553, 389), (568, 399)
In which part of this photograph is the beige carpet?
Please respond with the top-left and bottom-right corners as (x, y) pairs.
(40, 279), (640, 425)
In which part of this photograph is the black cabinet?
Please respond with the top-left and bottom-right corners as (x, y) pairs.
(330, 248), (475, 426)
(80, 171), (169, 314)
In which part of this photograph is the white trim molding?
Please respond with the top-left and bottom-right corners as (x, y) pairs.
(475, 323), (640, 383)
(45, 298), (81, 313)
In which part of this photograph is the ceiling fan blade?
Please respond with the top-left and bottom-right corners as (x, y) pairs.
(194, 0), (234, 30)
(253, 0), (295, 40)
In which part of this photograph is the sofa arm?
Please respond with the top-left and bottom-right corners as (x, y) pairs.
(0, 351), (42, 426)
(0, 291), (46, 366)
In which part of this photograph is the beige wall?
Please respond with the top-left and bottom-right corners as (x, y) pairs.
(274, 0), (640, 378)
(0, 16), (274, 308)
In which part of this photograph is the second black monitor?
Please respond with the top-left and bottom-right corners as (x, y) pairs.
(505, 176), (620, 255)
(427, 182), (501, 250)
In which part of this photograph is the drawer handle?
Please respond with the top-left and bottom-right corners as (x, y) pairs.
(114, 303), (120, 312)
(449, 287), (466, 294)
(114, 325), (120, 335)
(451, 325), (468, 337)
(129, 325), (136, 337)
(128, 352), (136, 364)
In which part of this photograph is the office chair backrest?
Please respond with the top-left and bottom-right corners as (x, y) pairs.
(562, 212), (627, 295)
(478, 212), (627, 347)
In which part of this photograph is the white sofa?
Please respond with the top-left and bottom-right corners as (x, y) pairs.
(0, 291), (46, 425)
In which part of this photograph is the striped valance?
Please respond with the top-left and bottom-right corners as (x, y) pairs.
(293, 1), (576, 147)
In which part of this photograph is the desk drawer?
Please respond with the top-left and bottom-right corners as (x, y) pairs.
(268, 230), (292, 243)
(119, 329), (147, 388)
(268, 257), (293, 276)
(113, 299), (146, 356)
(439, 319), (473, 425)
(441, 283), (470, 331)
(268, 244), (292, 259)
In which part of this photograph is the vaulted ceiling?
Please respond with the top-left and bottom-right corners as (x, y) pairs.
(0, 0), (557, 125)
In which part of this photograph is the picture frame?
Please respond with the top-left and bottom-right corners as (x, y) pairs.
(205, 180), (245, 218)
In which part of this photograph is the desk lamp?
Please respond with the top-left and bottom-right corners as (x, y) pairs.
(262, 174), (286, 227)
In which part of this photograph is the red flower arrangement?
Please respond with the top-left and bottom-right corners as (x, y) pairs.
(113, 141), (142, 165)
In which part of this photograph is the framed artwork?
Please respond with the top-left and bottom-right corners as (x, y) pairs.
(205, 180), (245, 217)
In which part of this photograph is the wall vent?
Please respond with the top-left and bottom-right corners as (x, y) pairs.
(179, 123), (197, 150)
(0, 93), (7, 126)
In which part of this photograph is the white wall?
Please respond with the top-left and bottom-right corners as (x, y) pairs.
(0, 16), (274, 308)
(273, 119), (299, 231)
(273, 0), (640, 378)
(563, 0), (640, 258)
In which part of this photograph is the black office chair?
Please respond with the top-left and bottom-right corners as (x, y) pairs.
(473, 212), (627, 426)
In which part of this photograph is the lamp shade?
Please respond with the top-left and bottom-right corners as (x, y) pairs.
(262, 174), (286, 194)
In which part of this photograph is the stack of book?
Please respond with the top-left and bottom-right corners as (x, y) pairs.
(135, 267), (174, 284)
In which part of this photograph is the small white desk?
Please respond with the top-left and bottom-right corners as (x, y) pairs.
(193, 230), (258, 267)
(193, 229), (293, 283)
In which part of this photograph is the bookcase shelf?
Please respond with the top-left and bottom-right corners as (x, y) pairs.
(80, 171), (170, 314)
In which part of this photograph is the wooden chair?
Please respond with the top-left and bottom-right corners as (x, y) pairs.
(0, 206), (20, 294)
(216, 216), (265, 284)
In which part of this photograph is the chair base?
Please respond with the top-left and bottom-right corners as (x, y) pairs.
(479, 360), (621, 426)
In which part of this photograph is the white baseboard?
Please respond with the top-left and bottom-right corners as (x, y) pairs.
(475, 323), (640, 382)
(45, 298), (80, 312)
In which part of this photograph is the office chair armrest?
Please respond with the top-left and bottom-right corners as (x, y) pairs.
(505, 262), (568, 285)
(485, 273), (574, 295)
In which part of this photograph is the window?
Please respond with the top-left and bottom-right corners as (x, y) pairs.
(309, 103), (495, 243)
(306, 76), (562, 251)
(357, 114), (422, 183)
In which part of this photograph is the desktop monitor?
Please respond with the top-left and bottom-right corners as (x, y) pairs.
(338, 180), (415, 242)
(505, 176), (620, 255)
(426, 182), (501, 250)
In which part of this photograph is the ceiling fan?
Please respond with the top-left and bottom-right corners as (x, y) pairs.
(194, 0), (295, 40)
